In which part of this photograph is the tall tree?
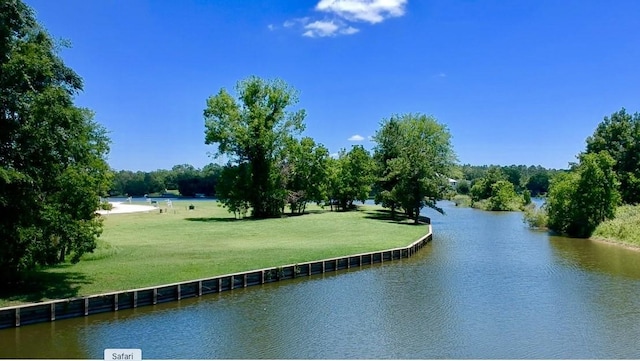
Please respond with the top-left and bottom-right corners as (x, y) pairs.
(204, 77), (306, 218)
(373, 116), (402, 216)
(585, 108), (640, 204)
(284, 137), (329, 214)
(373, 114), (456, 223)
(547, 152), (620, 237)
(1, 0), (111, 283)
(328, 146), (375, 211)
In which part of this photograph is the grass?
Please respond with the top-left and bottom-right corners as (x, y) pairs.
(592, 204), (640, 248)
(0, 201), (428, 307)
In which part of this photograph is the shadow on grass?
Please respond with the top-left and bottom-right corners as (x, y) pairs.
(185, 209), (331, 223)
(0, 266), (91, 304)
(362, 209), (429, 225)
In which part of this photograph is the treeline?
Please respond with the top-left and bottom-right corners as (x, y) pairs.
(109, 164), (223, 197)
(204, 77), (456, 222)
(538, 108), (640, 238)
(453, 164), (560, 211)
(459, 164), (560, 196)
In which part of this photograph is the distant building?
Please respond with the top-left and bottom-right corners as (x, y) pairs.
(448, 178), (458, 188)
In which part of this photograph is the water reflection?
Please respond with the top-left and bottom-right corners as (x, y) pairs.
(549, 236), (640, 280)
(2, 202), (640, 358)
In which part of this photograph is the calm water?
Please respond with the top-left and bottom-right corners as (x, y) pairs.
(2, 202), (640, 359)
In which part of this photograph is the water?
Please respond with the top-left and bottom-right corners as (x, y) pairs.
(2, 202), (640, 358)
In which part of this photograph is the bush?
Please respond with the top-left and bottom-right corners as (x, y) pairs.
(592, 205), (640, 247)
(99, 201), (113, 211)
(453, 194), (471, 207)
(522, 204), (548, 229)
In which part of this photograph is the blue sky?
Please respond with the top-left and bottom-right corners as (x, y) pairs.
(26, 0), (640, 171)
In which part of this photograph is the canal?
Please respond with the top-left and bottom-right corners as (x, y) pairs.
(1, 201), (640, 358)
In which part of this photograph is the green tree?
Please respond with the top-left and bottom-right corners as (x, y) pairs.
(585, 108), (640, 204)
(547, 152), (620, 237)
(373, 116), (402, 216)
(216, 163), (251, 218)
(1, 1), (111, 283)
(284, 137), (329, 214)
(525, 172), (550, 196)
(470, 167), (506, 202)
(488, 180), (519, 211)
(456, 179), (470, 195)
(204, 77), (305, 218)
(329, 146), (374, 211)
(373, 113), (456, 223)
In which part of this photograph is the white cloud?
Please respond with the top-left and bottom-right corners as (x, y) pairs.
(367, 135), (374, 141)
(283, 17), (310, 28)
(435, 72), (446, 78)
(267, 24), (275, 31)
(348, 134), (365, 142)
(283, 0), (403, 38)
(316, 0), (407, 24)
(330, 152), (340, 159)
(303, 20), (340, 37)
(341, 26), (360, 35)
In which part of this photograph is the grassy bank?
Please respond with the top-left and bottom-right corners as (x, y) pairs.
(0, 201), (427, 307)
(592, 204), (640, 248)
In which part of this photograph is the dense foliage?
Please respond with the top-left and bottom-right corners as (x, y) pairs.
(109, 163), (223, 197)
(328, 145), (375, 211)
(585, 108), (640, 204)
(542, 108), (639, 238)
(373, 114), (456, 222)
(546, 152), (620, 237)
(468, 167), (529, 211)
(461, 164), (558, 196)
(284, 137), (330, 214)
(0, 1), (111, 283)
(204, 77), (306, 218)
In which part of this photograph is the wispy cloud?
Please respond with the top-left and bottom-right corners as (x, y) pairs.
(341, 26), (360, 35)
(267, 24), (275, 31)
(316, 0), (407, 24)
(367, 135), (374, 141)
(303, 20), (340, 37)
(348, 134), (365, 142)
(283, 17), (310, 28)
(330, 152), (340, 159)
(435, 72), (446, 78)
(302, 20), (360, 37)
(280, 0), (405, 38)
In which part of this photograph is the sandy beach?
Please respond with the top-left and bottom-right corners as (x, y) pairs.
(97, 202), (157, 214)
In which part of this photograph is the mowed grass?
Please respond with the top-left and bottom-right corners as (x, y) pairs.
(0, 201), (428, 307)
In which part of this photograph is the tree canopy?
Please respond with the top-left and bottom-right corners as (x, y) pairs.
(547, 152), (620, 237)
(1, 0), (111, 283)
(373, 113), (456, 222)
(585, 108), (640, 204)
(204, 76), (306, 218)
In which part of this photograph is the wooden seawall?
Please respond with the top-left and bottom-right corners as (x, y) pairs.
(0, 225), (432, 329)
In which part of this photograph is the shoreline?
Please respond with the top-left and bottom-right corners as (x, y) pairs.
(589, 236), (640, 252)
(0, 225), (432, 329)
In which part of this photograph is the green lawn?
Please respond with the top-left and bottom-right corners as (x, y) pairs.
(0, 201), (428, 307)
